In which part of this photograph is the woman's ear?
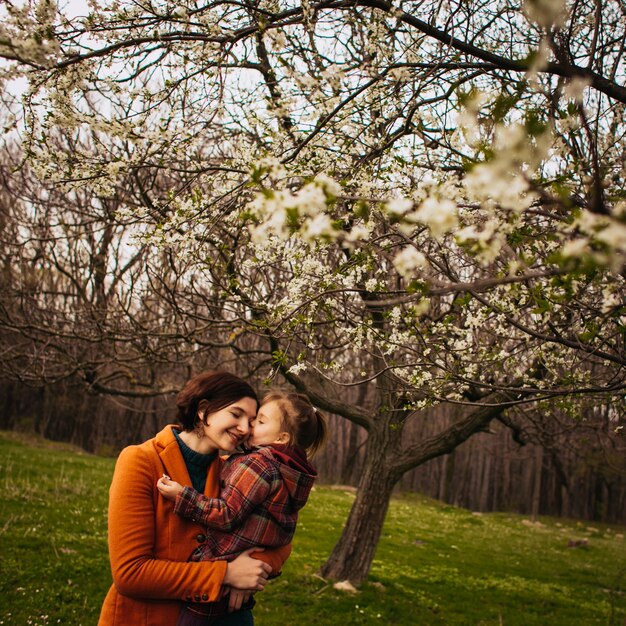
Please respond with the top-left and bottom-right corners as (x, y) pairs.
(197, 399), (209, 423)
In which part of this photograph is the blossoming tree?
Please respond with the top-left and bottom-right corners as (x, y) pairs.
(1, 0), (625, 582)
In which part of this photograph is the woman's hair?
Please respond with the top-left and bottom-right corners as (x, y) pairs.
(261, 391), (328, 457)
(177, 371), (258, 431)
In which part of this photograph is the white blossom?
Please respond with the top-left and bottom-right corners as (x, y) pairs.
(526, 38), (552, 85)
(287, 362), (309, 375)
(601, 286), (623, 313)
(414, 196), (458, 238)
(523, 0), (568, 28)
(563, 77), (592, 104)
(301, 213), (335, 241)
(414, 299), (430, 316)
(393, 247), (428, 277)
(385, 197), (413, 217)
(344, 222), (373, 245)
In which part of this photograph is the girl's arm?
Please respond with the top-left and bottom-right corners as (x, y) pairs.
(172, 454), (276, 532)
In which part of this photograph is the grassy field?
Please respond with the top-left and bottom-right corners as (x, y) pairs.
(1, 431), (625, 626)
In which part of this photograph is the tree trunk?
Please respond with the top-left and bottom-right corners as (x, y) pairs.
(320, 441), (399, 584)
(438, 452), (449, 501)
(502, 441), (511, 509)
(531, 445), (543, 520)
(479, 450), (492, 511)
(341, 421), (363, 485)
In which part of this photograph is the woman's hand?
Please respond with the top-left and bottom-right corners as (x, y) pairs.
(156, 475), (183, 501)
(223, 548), (271, 591)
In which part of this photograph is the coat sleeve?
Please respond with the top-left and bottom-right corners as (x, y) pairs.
(107, 445), (227, 601)
(251, 542), (292, 578)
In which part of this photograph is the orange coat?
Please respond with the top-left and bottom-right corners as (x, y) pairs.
(98, 425), (291, 626)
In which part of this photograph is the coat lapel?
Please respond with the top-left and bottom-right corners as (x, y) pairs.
(203, 455), (222, 498)
(155, 424), (192, 487)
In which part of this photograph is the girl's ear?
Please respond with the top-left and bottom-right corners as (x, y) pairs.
(274, 431), (291, 445)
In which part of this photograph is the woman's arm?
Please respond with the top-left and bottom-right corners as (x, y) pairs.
(108, 446), (269, 600)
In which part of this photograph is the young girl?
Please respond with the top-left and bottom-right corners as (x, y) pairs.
(157, 391), (327, 626)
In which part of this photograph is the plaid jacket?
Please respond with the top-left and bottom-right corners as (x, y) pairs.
(174, 445), (316, 624)
(175, 444), (316, 560)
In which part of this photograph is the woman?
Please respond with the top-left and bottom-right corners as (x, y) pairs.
(98, 371), (291, 626)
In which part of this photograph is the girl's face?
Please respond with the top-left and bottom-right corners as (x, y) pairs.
(200, 397), (257, 452)
(249, 400), (289, 447)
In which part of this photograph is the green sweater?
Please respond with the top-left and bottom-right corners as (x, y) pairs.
(173, 429), (217, 493)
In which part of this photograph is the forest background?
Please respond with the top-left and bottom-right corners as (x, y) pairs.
(0, 0), (625, 585)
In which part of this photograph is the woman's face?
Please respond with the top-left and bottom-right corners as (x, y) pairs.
(201, 397), (257, 452)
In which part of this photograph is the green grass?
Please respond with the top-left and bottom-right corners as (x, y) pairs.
(1, 431), (625, 625)
(0, 432), (113, 626)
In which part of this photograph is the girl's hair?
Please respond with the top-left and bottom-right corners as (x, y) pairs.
(177, 371), (258, 431)
(261, 391), (327, 457)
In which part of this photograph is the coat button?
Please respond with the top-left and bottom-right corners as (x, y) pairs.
(202, 593), (208, 601)
(185, 596), (192, 602)
(195, 533), (206, 543)
(194, 594), (201, 602)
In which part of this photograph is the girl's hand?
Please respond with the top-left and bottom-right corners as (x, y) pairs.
(156, 475), (183, 501)
(223, 548), (271, 591)
(227, 589), (253, 613)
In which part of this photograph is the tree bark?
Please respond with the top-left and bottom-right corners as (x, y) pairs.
(319, 439), (400, 584)
(479, 449), (492, 511)
(531, 445), (543, 520)
(340, 421), (363, 485)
